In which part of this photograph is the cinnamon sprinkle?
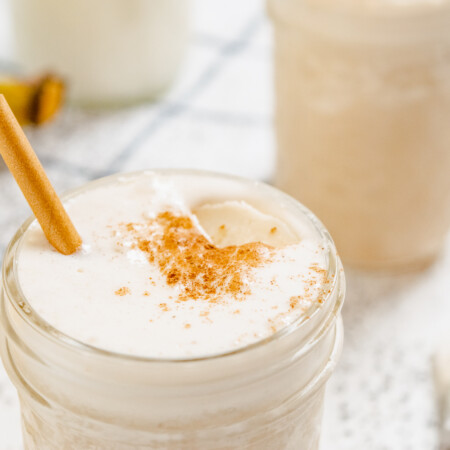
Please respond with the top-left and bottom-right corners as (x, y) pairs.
(115, 286), (130, 296)
(289, 296), (300, 310)
(120, 212), (273, 302)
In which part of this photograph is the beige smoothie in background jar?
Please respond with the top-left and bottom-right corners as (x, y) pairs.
(268, 0), (450, 270)
(0, 170), (344, 449)
(10, 0), (190, 105)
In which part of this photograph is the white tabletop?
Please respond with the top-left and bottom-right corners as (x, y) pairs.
(0, 0), (448, 449)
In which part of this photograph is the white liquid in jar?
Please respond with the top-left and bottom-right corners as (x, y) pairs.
(2, 171), (343, 449)
(11, 0), (190, 104)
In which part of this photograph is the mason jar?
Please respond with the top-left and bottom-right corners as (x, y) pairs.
(268, 0), (450, 270)
(10, 0), (190, 105)
(0, 170), (344, 449)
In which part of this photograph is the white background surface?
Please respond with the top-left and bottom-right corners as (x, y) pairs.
(0, 0), (449, 448)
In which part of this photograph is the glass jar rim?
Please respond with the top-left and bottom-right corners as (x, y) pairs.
(2, 168), (343, 365)
(268, 0), (450, 19)
(267, 0), (450, 43)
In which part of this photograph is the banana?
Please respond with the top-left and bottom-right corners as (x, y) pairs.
(0, 74), (65, 125)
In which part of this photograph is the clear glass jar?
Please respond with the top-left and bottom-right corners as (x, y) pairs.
(0, 170), (344, 449)
(268, 0), (450, 270)
(10, 0), (190, 106)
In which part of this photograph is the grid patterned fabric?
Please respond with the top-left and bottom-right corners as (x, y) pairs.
(0, 1), (448, 449)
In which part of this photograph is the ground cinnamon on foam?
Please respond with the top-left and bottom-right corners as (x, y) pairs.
(115, 286), (130, 296)
(120, 212), (273, 302)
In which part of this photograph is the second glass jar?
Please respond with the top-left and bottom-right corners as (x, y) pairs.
(269, 0), (450, 270)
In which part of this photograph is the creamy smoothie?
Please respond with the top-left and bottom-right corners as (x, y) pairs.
(269, 0), (450, 270)
(0, 171), (344, 449)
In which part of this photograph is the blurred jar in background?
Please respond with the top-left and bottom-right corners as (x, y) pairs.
(10, 0), (190, 106)
(268, 0), (450, 271)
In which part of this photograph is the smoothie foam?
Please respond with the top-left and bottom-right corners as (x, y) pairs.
(17, 171), (331, 359)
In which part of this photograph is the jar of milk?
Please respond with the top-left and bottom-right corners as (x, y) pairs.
(10, 0), (190, 105)
(268, 0), (450, 270)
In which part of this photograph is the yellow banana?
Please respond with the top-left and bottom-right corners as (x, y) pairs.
(0, 74), (65, 125)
